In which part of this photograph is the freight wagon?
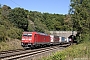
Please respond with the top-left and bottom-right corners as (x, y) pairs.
(50, 35), (60, 45)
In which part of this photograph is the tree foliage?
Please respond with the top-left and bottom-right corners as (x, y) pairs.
(8, 8), (28, 31)
(69, 0), (90, 42)
(0, 5), (22, 41)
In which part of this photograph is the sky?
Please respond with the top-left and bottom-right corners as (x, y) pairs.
(1, 0), (70, 14)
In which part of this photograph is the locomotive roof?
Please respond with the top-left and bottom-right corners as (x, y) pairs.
(23, 32), (48, 36)
(37, 32), (48, 36)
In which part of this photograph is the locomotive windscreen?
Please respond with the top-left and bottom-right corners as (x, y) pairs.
(23, 34), (32, 37)
(28, 34), (32, 37)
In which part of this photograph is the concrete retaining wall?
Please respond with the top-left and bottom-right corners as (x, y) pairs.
(50, 31), (77, 38)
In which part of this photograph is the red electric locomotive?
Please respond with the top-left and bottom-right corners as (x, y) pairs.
(21, 32), (50, 49)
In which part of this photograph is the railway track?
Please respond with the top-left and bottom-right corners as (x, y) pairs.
(0, 44), (70, 60)
(0, 49), (25, 55)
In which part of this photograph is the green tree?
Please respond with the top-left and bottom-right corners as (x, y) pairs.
(69, 0), (90, 42)
(0, 5), (23, 41)
(8, 8), (28, 31)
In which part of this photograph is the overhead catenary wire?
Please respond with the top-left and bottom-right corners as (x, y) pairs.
(9, 0), (22, 7)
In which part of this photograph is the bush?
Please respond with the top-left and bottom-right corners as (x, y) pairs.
(7, 27), (22, 39)
(41, 42), (90, 60)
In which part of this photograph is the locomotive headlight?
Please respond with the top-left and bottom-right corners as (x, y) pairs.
(22, 39), (25, 40)
(29, 39), (31, 40)
(21, 43), (23, 45)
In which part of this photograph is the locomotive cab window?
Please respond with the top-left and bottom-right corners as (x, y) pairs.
(28, 34), (32, 37)
(23, 34), (27, 36)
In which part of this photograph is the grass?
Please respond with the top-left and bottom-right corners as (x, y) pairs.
(0, 39), (23, 51)
(41, 41), (90, 60)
